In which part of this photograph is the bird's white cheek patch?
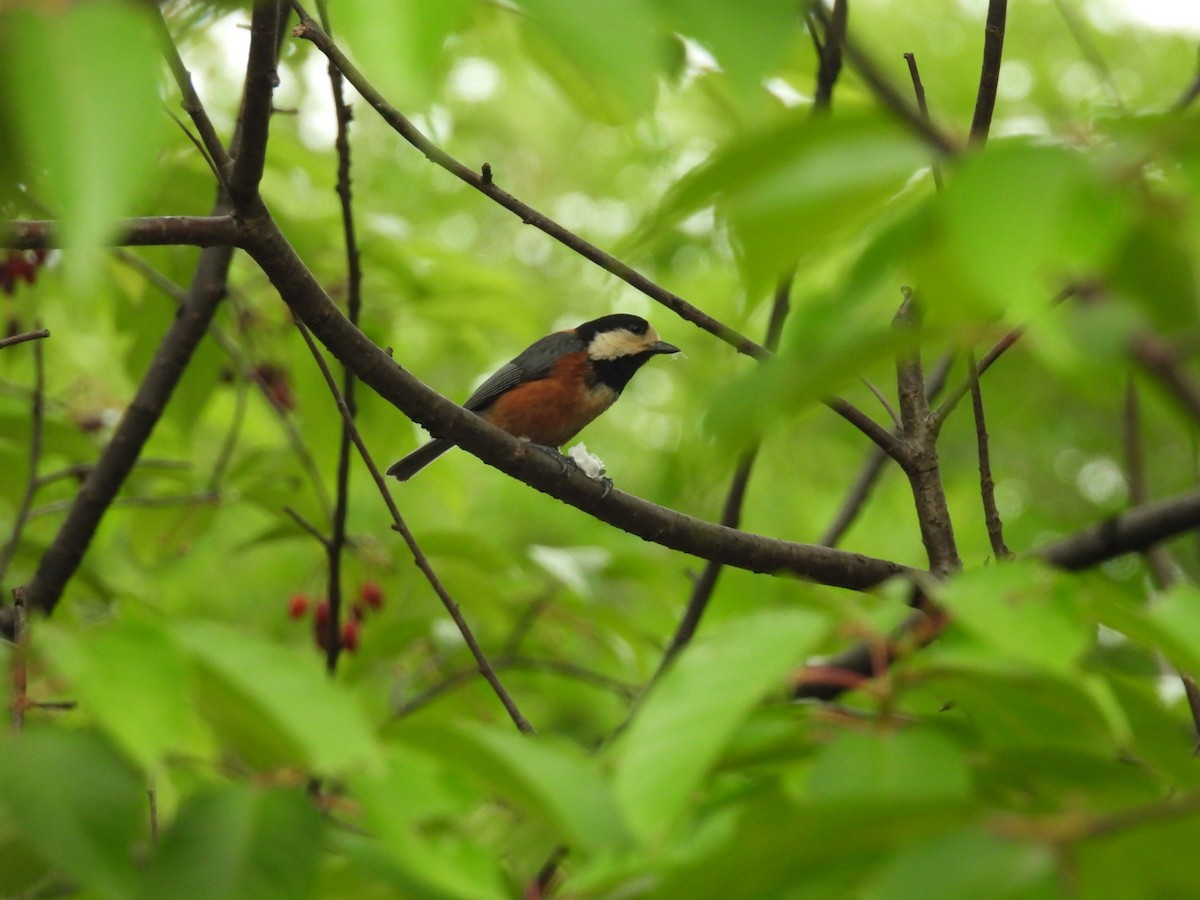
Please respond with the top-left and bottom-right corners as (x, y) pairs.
(588, 329), (654, 360)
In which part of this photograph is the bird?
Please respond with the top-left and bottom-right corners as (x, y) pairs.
(387, 313), (680, 481)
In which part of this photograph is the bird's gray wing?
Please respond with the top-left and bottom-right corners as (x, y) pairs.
(462, 330), (584, 411)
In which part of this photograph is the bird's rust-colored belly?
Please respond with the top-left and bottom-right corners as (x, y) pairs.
(482, 353), (617, 446)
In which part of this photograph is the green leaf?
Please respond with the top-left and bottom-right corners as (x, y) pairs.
(1146, 584), (1200, 669)
(1075, 805), (1200, 900)
(173, 621), (379, 773)
(651, 0), (798, 94)
(0, 1), (167, 290)
(335, 0), (474, 110)
(870, 826), (1056, 900)
(0, 728), (144, 900)
(140, 786), (323, 900)
(809, 728), (971, 803)
(941, 562), (1092, 674)
(650, 793), (971, 899)
(39, 616), (194, 771)
(917, 668), (1117, 753)
(402, 721), (629, 853)
(642, 111), (931, 290)
(347, 743), (508, 900)
(613, 609), (825, 842)
(921, 141), (1131, 326)
(516, 0), (663, 122)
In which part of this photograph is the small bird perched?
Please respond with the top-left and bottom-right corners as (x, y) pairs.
(387, 313), (679, 481)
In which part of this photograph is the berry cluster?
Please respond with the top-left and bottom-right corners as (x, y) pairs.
(288, 581), (384, 654)
(1, 249), (48, 296)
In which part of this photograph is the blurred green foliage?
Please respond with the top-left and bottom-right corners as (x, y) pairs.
(3, 0), (1200, 896)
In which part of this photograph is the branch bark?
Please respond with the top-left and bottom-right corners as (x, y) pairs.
(238, 204), (913, 591)
(1, 217), (242, 251)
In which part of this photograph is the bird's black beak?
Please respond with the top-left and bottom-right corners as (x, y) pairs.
(651, 340), (680, 355)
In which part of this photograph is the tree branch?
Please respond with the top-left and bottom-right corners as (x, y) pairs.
(21, 242), (235, 615)
(894, 292), (960, 576)
(812, 0), (847, 113)
(0, 329), (50, 350)
(287, 4), (767, 360)
(968, 349), (1011, 559)
(968, 0), (1008, 146)
(810, 2), (959, 157)
(293, 320), (534, 733)
(0, 217), (243, 251)
(238, 205), (913, 591)
(795, 486), (1200, 700)
(227, 0), (285, 205)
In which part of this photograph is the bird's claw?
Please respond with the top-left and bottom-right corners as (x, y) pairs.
(530, 443), (577, 475)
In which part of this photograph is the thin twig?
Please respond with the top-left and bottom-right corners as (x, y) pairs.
(860, 377), (901, 429)
(316, 0), (365, 676)
(968, 349), (1010, 559)
(114, 250), (333, 519)
(1171, 46), (1200, 113)
(28, 491), (219, 521)
(393, 655), (637, 719)
(657, 277), (793, 672)
(0, 328), (49, 350)
(819, 354), (954, 547)
(284, 506), (331, 549)
(812, 0), (847, 113)
(810, 2), (959, 157)
(287, 3), (767, 360)
(969, 0), (1008, 146)
(0, 331), (46, 589)
(1131, 333), (1200, 424)
(154, 8), (233, 179)
(903, 52), (944, 190)
(292, 319), (535, 733)
(9, 589), (28, 731)
(1050, 0), (1125, 110)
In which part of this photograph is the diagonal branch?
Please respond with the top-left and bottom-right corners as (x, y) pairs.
(288, 4), (766, 361)
(238, 205), (913, 591)
(292, 320), (534, 733)
(810, 2), (959, 157)
(22, 241), (236, 615)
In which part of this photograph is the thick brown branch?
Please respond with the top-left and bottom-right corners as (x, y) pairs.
(22, 238), (235, 615)
(238, 207), (912, 592)
(228, 0), (286, 205)
(795, 486), (1200, 700)
(1035, 487), (1200, 571)
(0, 217), (243, 251)
(894, 294), (960, 576)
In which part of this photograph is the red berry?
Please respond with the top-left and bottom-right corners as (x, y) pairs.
(313, 600), (332, 651)
(341, 619), (360, 653)
(360, 581), (384, 610)
(287, 593), (310, 619)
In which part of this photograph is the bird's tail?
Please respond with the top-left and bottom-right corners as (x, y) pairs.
(386, 439), (455, 481)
